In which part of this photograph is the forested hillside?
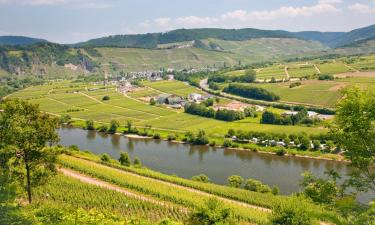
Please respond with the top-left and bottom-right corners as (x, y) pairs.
(0, 36), (46, 46)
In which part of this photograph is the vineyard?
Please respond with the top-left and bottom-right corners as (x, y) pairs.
(57, 152), (344, 225)
(32, 174), (185, 222)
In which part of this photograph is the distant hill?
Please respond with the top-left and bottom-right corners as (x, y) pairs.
(75, 28), (298, 48)
(328, 24), (375, 47)
(75, 25), (375, 49)
(293, 31), (345, 46)
(0, 36), (46, 46)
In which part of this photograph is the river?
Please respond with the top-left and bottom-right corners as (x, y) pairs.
(57, 127), (372, 202)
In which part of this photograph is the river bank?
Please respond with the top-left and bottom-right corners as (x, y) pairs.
(67, 121), (344, 162)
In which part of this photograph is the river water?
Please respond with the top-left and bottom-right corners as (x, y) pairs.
(57, 127), (372, 202)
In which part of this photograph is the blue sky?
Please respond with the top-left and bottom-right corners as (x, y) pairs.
(0, 0), (374, 43)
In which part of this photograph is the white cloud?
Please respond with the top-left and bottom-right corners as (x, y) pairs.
(222, 1), (341, 21)
(155, 17), (172, 28)
(0, 0), (112, 8)
(348, 3), (375, 13)
(139, 0), (342, 31)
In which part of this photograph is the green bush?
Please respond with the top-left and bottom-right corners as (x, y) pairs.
(191, 174), (210, 183)
(100, 153), (111, 162)
(227, 175), (244, 188)
(270, 197), (314, 225)
(102, 95), (110, 101)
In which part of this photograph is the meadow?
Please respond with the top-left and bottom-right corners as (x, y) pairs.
(225, 65), (287, 80)
(8, 80), (327, 139)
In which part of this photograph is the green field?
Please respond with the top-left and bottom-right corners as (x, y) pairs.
(345, 54), (375, 71)
(202, 38), (328, 59)
(96, 47), (246, 73)
(142, 80), (205, 97)
(287, 63), (318, 78)
(225, 65), (286, 80)
(317, 61), (353, 74)
(9, 80), (327, 140)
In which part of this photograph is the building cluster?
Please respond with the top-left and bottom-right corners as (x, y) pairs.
(155, 93), (212, 109)
(283, 110), (334, 120)
(231, 136), (332, 150)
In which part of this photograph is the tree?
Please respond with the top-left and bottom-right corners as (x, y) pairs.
(86, 119), (95, 130)
(300, 171), (340, 204)
(332, 87), (375, 192)
(244, 179), (271, 193)
(188, 198), (234, 225)
(0, 99), (59, 203)
(192, 174), (210, 183)
(227, 175), (243, 188)
(126, 120), (132, 133)
(101, 153), (111, 162)
(299, 136), (311, 151)
(270, 196), (313, 225)
(150, 98), (156, 105)
(244, 69), (256, 83)
(59, 114), (71, 124)
(102, 95), (110, 101)
(119, 152), (131, 167)
(133, 157), (142, 167)
(312, 140), (321, 151)
(193, 130), (209, 145)
(108, 120), (120, 134)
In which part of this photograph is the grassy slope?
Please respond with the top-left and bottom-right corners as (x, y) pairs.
(202, 38), (328, 59)
(58, 153), (344, 224)
(94, 38), (329, 73)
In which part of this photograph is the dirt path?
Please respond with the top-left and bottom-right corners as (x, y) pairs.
(284, 66), (290, 79)
(59, 168), (188, 213)
(343, 64), (359, 72)
(314, 64), (321, 74)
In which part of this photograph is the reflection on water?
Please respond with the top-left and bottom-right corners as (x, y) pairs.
(57, 127), (371, 202)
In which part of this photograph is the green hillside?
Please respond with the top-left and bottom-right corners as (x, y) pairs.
(0, 35), (46, 46)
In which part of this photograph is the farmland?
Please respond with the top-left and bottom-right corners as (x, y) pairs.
(56, 152), (342, 225)
(8, 80), (327, 139)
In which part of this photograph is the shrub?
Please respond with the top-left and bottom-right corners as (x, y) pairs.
(85, 120), (95, 130)
(272, 186), (280, 195)
(188, 198), (234, 225)
(167, 134), (176, 141)
(209, 141), (216, 147)
(68, 145), (80, 151)
(119, 152), (131, 167)
(102, 95), (110, 101)
(108, 120), (120, 134)
(223, 139), (232, 148)
(318, 74), (334, 80)
(270, 197), (313, 225)
(149, 98), (156, 105)
(100, 153), (111, 162)
(227, 175), (244, 188)
(299, 136), (311, 150)
(133, 157), (142, 168)
(191, 174), (210, 183)
(289, 82), (301, 88)
(244, 179), (271, 193)
(276, 148), (286, 156)
(97, 124), (108, 132)
(153, 133), (161, 139)
(223, 83), (280, 101)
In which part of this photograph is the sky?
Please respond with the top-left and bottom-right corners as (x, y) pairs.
(0, 0), (374, 44)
